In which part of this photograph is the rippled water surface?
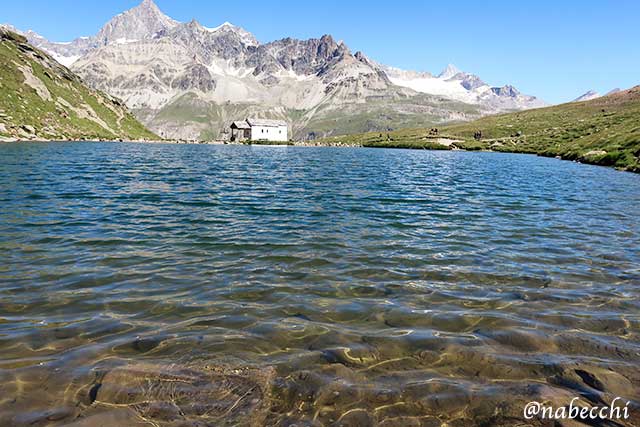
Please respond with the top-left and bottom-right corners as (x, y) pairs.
(1, 142), (639, 426)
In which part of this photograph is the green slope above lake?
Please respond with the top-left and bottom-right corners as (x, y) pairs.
(0, 28), (157, 142)
(316, 86), (640, 172)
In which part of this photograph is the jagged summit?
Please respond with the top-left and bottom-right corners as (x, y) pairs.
(6, 1), (547, 140)
(134, 0), (175, 19)
(491, 85), (520, 98)
(438, 64), (461, 79)
(94, 0), (179, 44)
(205, 22), (237, 32)
(174, 18), (258, 49)
(202, 21), (258, 46)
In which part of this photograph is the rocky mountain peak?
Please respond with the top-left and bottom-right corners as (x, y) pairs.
(140, 0), (159, 9)
(455, 73), (487, 91)
(325, 35), (352, 58)
(203, 22), (259, 46)
(94, 0), (179, 45)
(443, 68), (488, 91)
(185, 18), (203, 30)
(354, 51), (372, 65)
(134, 0), (172, 19)
(319, 34), (335, 44)
(491, 85), (520, 98)
(438, 64), (461, 79)
(5, 1), (548, 140)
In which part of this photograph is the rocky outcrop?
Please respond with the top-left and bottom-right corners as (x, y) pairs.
(171, 64), (216, 92)
(491, 85), (520, 98)
(451, 72), (486, 91)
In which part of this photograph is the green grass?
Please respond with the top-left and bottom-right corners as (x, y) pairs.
(314, 87), (640, 172)
(0, 29), (157, 141)
(443, 91), (640, 171)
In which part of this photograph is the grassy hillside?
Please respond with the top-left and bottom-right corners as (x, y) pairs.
(315, 87), (640, 172)
(0, 28), (157, 141)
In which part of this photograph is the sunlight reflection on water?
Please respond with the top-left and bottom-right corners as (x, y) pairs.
(0, 142), (639, 426)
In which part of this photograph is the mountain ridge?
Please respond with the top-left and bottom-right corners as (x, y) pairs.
(5, 0), (548, 140)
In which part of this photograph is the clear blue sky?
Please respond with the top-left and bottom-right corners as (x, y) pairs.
(3, 0), (638, 104)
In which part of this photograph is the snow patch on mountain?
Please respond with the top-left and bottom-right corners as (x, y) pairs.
(384, 63), (546, 111)
(5, 0), (548, 139)
(388, 74), (477, 102)
(51, 53), (81, 67)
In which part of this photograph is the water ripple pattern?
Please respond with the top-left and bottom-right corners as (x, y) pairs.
(0, 142), (639, 426)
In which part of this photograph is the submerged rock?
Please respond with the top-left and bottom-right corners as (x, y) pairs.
(76, 362), (275, 427)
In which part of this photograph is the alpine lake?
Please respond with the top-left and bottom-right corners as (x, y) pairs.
(0, 142), (639, 426)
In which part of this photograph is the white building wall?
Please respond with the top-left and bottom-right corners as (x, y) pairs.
(250, 125), (288, 142)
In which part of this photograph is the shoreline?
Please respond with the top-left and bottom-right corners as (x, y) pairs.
(1, 136), (637, 173)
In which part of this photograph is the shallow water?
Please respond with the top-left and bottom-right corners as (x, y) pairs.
(0, 142), (639, 426)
